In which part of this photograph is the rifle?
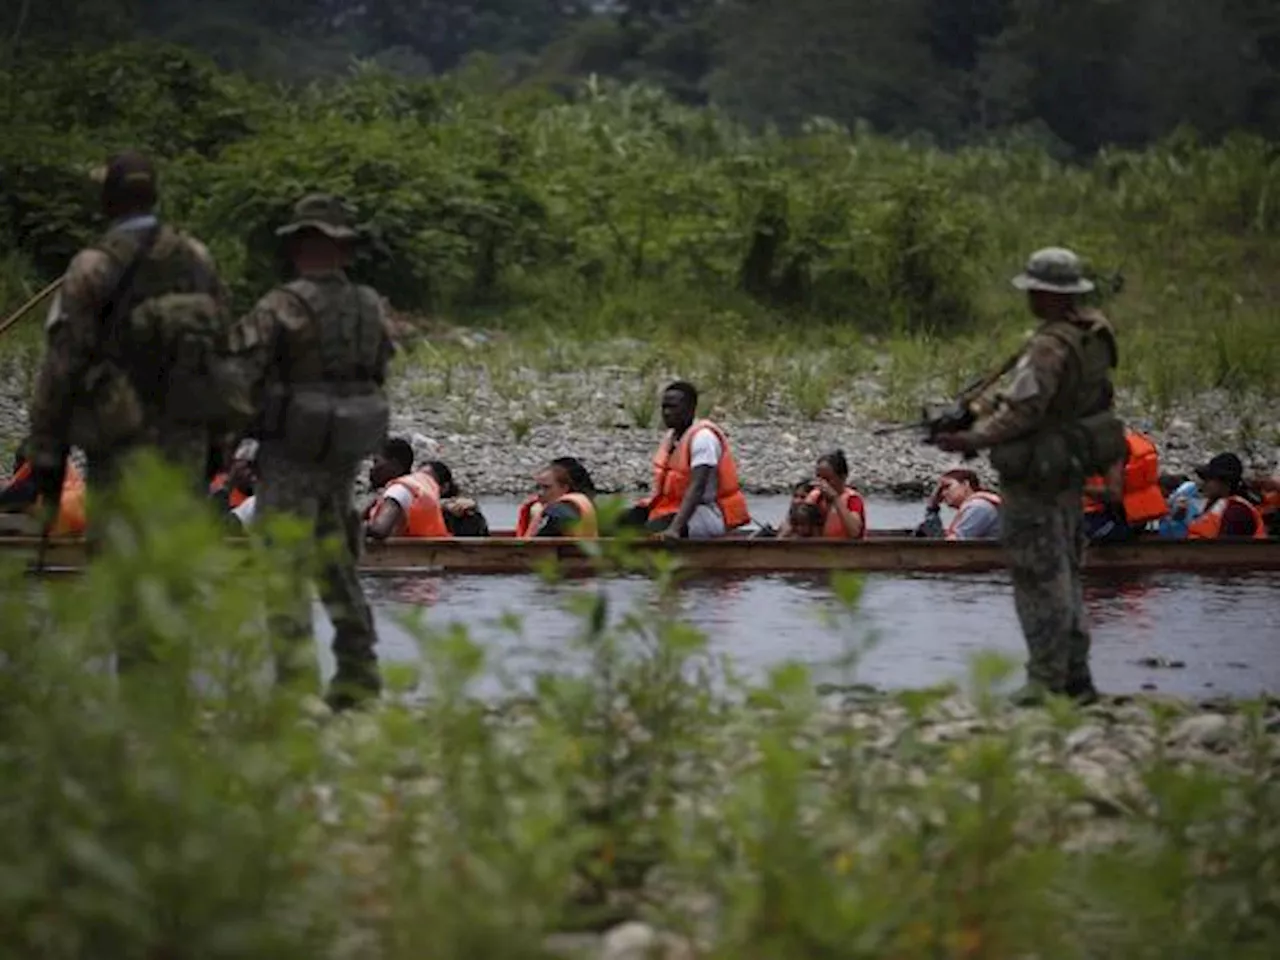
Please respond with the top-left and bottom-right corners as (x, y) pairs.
(872, 348), (1028, 445)
(0, 278), (63, 340)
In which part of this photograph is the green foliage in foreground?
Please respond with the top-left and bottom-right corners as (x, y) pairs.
(1, 45), (1279, 409)
(1, 462), (1277, 957)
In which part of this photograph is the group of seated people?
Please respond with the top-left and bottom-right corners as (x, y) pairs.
(4, 380), (1277, 545)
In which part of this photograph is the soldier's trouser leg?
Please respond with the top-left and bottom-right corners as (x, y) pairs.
(1002, 490), (1077, 691)
(87, 450), (155, 673)
(315, 488), (380, 706)
(255, 467), (324, 695)
(1064, 505), (1094, 690)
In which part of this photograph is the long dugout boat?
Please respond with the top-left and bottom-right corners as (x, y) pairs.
(4, 533), (1279, 576)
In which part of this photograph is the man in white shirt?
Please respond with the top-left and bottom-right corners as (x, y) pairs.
(618, 381), (751, 539)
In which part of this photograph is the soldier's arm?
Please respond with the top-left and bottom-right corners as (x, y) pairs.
(227, 290), (293, 406)
(373, 296), (398, 385)
(26, 250), (114, 467)
(966, 335), (1070, 449)
(186, 236), (229, 306)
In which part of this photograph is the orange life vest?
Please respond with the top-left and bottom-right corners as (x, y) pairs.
(516, 493), (598, 539)
(369, 472), (451, 538)
(805, 487), (866, 540)
(648, 420), (750, 529)
(209, 471), (249, 509)
(1082, 430), (1167, 525)
(1187, 495), (1266, 540)
(8, 461), (86, 536)
(945, 490), (1002, 540)
(515, 494), (543, 539)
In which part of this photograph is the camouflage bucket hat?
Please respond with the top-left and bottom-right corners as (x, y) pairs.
(276, 193), (359, 241)
(1011, 246), (1095, 294)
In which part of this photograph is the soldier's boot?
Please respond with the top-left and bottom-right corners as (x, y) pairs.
(326, 627), (381, 713)
(1064, 669), (1099, 706)
(325, 660), (381, 713)
(1009, 680), (1056, 708)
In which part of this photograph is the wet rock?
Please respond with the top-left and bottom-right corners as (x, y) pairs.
(1068, 756), (1134, 817)
(600, 922), (694, 960)
(1168, 713), (1234, 751)
(1065, 725), (1106, 753)
(1135, 657), (1186, 669)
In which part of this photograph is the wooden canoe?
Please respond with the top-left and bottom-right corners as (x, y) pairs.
(4, 533), (1279, 576)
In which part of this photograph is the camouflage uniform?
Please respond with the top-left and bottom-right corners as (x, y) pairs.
(228, 195), (394, 707)
(27, 217), (223, 499)
(957, 248), (1122, 702)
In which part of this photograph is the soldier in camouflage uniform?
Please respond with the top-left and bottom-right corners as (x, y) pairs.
(26, 151), (226, 507)
(933, 248), (1125, 705)
(229, 195), (395, 711)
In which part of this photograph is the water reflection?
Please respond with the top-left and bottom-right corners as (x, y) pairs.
(311, 496), (1280, 698)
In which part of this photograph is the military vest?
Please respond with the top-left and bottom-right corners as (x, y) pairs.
(263, 274), (392, 468)
(990, 308), (1126, 491)
(69, 224), (243, 454)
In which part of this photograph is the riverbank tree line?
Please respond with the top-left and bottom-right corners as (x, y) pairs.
(4, 0), (1280, 154)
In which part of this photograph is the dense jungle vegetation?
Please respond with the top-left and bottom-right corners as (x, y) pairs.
(1, 2), (1279, 413)
(1, 5), (1279, 955)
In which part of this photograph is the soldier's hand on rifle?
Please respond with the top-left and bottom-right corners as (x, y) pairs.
(932, 431), (978, 454)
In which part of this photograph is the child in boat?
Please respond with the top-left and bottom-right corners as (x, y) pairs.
(1157, 473), (1202, 539)
(779, 501), (823, 539)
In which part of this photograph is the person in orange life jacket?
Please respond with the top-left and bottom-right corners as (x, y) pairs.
(518, 457), (599, 538)
(209, 439), (257, 514)
(365, 438), (451, 540)
(1250, 472), (1280, 538)
(780, 500), (824, 539)
(915, 468), (1002, 540)
(427, 459), (490, 537)
(1082, 428), (1168, 542)
(0, 441), (87, 535)
(618, 381), (751, 540)
(1188, 453), (1266, 539)
(807, 450), (866, 539)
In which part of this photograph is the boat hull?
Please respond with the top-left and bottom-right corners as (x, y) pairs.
(4, 535), (1278, 576)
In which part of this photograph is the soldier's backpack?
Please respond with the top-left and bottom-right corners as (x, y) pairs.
(260, 276), (391, 469)
(70, 225), (252, 453)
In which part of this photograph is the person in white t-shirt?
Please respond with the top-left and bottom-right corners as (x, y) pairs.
(618, 381), (751, 539)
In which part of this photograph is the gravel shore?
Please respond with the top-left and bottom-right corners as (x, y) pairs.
(2, 354), (1275, 497)
(315, 689), (1280, 958)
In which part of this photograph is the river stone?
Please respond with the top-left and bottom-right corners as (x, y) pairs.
(1068, 756), (1133, 817)
(1168, 713), (1234, 751)
(600, 922), (694, 960)
(1065, 725), (1106, 753)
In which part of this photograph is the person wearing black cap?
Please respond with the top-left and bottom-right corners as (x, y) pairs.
(26, 151), (231, 517)
(227, 194), (396, 711)
(1187, 453), (1266, 539)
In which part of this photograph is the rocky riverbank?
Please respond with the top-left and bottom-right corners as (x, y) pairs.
(1, 350), (1275, 497)
(380, 363), (1278, 497)
(313, 688), (1280, 960)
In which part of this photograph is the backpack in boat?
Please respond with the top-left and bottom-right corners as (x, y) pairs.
(261, 276), (391, 469)
(71, 225), (251, 452)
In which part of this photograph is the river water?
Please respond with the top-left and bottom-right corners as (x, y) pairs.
(313, 497), (1280, 699)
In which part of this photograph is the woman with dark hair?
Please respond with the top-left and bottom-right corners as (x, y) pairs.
(916, 468), (1002, 540)
(517, 456), (598, 538)
(808, 449), (866, 539)
(428, 460), (490, 537)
